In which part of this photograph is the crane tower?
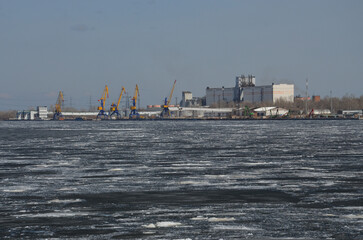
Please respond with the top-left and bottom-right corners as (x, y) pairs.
(97, 85), (109, 119)
(129, 84), (140, 119)
(53, 91), (64, 120)
(160, 80), (176, 118)
(110, 87), (126, 119)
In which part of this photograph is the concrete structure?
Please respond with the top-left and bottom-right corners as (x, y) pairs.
(235, 74), (255, 102)
(180, 91), (203, 107)
(17, 110), (37, 120)
(206, 87), (234, 106)
(37, 106), (48, 120)
(242, 84), (294, 103)
(17, 106), (49, 120)
(182, 91), (192, 102)
(206, 74), (294, 106)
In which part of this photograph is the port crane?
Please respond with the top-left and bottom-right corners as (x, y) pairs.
(129, 84), (140, 119)
(53, 91), (64, 120)
(160, 80), (176, 118)
(97, 85), (109, 119)
(110, 87), (126, 119)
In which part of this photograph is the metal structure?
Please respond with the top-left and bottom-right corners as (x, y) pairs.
(160, 80), (176, 118)
(129, 84), (140, 119)
(53, 91), (64, 120)
(97, 85), (109, 119)
(110, 87), (126, 118)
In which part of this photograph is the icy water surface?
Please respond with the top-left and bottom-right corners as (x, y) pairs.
(0, 120), (362, 239)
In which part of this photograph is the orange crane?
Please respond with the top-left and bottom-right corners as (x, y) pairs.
(160, 80), (176, 118)
(53, 91), (64, 120)
(97, 85), (109, 119)
(129, 84), (140, 118)
(110, 87), (126, 118)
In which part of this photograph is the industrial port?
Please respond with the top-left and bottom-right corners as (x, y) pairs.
(12, 74), (363, 121)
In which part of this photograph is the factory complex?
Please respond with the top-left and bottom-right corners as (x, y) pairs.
(14, 74), (362, 120)
(205, 75), (294, 106)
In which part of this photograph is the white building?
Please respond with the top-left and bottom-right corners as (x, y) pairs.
(17, 106), (49, 120)
(179, 107), (233, 118)
(253, 107), (289, 117)
(37, 106), (48, 120)
(242, 84), (294, 103)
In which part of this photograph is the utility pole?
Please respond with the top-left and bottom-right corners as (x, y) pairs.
(89, 95), (92, 111)
(175, 97), (178, 106)
(305, 78), (308, 114)
(330, 90), (333, 113)
(138, 95), (140, 110)
(222, 86), (225, 108)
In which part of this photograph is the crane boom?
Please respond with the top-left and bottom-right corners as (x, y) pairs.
(160, 80), (177, 118)
(98, 85), (109, 109)
(132, 84), (139, 104)
(167, 80), (176, 106)
(53, 91), (65, 120)
(55, 91), (64, 114)
(116, 87), (126, 109)
(110, 86), (126, 119)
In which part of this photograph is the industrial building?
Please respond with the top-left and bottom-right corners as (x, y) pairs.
(17, 106), (49, 120)
(242, 84), (294, 103)
(206, 74), (294, 106)
(180, 91), (204, 107)
(205, 87), (235, 106)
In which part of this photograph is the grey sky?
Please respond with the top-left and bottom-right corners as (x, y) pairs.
(0, 0), (362, 110)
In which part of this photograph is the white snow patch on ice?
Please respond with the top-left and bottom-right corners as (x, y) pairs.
(156, 221), (182, 227)
(343, 214), (363, 219)
(15, 211), (90, 218)
(142, 224), (156, 228)
(108, 168), (123, 171)
(47, 199), (84, 204)
(191, 216), (208, 221)
(213, 225), (259, 231)
(58, 187), (77, 191)
(4, 189), (26, 193)
(208, 217), (235, 222)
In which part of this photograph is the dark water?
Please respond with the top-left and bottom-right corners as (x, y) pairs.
(0, 120), (362, 239)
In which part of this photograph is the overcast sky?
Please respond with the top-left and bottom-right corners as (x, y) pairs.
(0, 0), (362, 110)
